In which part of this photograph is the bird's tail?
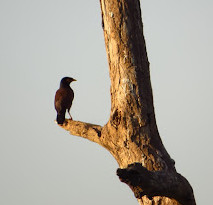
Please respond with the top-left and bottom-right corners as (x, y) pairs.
(56, 112), (65, 125)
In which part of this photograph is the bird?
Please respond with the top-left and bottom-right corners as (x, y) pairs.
(54, 77), (76, 124)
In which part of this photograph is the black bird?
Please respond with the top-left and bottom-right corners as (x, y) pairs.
(54, 77), (76, 124)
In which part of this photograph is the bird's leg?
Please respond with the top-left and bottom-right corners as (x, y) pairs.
(68, 110), (73, 120)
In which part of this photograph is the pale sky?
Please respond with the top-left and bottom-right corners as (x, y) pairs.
(0, 0), (212, 204)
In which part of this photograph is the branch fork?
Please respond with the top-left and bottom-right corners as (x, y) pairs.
(117, 163), (196, 205)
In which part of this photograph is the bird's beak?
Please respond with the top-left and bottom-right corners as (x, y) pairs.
(72, 78), (77, 82)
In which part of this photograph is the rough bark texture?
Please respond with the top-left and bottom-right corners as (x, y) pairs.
(57, 0), (196, 204)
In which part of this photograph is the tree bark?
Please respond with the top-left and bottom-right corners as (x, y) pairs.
(57, 0), (196, 204)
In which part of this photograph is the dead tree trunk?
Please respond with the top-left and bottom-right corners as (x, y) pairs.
(58, 0), (196, 204)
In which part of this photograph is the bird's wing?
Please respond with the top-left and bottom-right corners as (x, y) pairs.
(54, 89), (66, 113)
(54, 88), (74, 112)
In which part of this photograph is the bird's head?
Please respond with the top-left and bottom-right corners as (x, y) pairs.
(60, 77), (77, 86)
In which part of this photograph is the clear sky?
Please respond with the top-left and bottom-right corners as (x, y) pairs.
(0, 0), (212, 204)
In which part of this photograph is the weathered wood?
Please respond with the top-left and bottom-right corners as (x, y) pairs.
(117, 163), (196, 205)
(57, 0), (196, 204)
(60, 120), (102, 144)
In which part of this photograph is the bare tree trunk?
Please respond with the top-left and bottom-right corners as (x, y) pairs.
(58, 0), (196, 204)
